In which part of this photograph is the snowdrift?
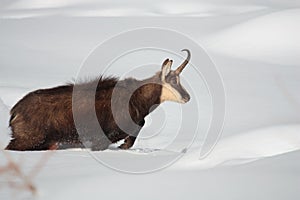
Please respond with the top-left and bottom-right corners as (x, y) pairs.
(204, 9), (300, 66)
(178, 125), (300, 169)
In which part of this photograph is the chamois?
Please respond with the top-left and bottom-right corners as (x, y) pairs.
(5, 50), (191, 151)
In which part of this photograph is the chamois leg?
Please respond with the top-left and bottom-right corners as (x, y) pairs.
(118, 119), (144, 150)
(5, 139), (27, 151)
(119, 136), (136, 150)
(87, 130), (111, 151)
(5, 138), (48, 151)
(91, 141), (110, 151)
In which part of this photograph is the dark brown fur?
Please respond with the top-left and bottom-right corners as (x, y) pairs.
(6, 75), (162, 151)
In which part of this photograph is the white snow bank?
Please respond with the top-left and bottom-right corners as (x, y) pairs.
(0, 0), (269, 18)
(0, 86), (30, 108)
(203, 9), (300, 66)
(0, 98), (10, 149)
(177, 124), (300, 169)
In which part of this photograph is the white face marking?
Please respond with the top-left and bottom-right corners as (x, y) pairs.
(160, 83), (185, 103)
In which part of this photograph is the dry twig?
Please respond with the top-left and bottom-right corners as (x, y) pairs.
(0, 147), (54, 196)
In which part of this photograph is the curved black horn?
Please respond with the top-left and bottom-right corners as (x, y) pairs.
(175, 49), (191, 74)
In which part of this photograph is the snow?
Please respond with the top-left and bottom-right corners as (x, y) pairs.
(179, 125), (300, 169)
(0, 99), (10, 149)
(0, 0), (270, 18)
(1, 0), (300, 199)
(204, 9), (300, 66)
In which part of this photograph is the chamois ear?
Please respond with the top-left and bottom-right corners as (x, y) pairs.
(161, 59), (172, 82)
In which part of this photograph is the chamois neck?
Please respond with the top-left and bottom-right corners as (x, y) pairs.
(133, 73), (162, 117)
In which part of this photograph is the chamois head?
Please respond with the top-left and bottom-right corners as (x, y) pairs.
(160, 49), (191, 104)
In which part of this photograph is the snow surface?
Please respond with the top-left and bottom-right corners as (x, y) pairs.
(1, 0), (300, 199)
(204, 9), (300, 66)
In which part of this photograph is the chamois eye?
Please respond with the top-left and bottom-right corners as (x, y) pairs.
(170, 78), (177, 84)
